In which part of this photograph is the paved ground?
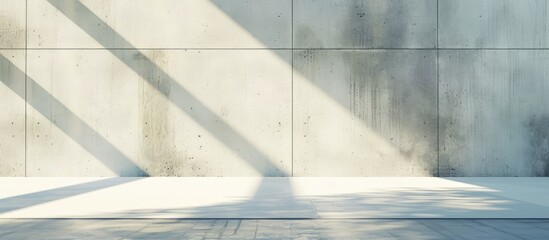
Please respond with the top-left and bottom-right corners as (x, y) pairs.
(2, 177), (549, 218)
(1, 219), (549, 239)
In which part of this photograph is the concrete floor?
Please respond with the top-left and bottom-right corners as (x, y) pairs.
(1, 177), (549, 218)
(1, 177), (549, 239)
(1, 219), (549, 240)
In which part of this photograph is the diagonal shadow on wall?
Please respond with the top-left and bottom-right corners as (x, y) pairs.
(46, 0), (287, 177)
(211, 0), (439, 176)
(44, 0), (438, 177)
(2, 0), (432, 217)
(211, 0), (435, 119)
(43, 0), (299, 216)
(0, 54), (147, 176)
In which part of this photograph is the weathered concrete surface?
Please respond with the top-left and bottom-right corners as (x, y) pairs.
(0, 51), (25, 176)
(294, 0), (437, 48)
(439, 51), (549, 177)
(26, 50), (291, 177)
(28, 0), (291, 48)
(439, 0), (549, 48)
(26, 50), (144, 176)
(0, 0), (25, 48)
(138, 50), (292, 177)
(293, 50), (437, 176)
(3, 0), (549, 177)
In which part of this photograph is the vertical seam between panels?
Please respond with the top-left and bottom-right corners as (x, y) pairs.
(291, 0), (294, 177)
(24, 0), (28, 177)
(436, 0), (440, 177)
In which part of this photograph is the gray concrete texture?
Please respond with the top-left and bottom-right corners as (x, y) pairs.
(439, 51), (549, 176)
(1, 0), (549, 176)
(293, 50), (438, 176)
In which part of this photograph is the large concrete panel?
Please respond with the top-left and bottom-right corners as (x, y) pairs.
(293, 0), (437, 48)
(26, 50), (144, 176)
(28, 0), (291, 48)
(26, 50), (291, 176)
(439, 51), (549, 177)
(0, 51), (25, 176)
(0, 0), (25, 48)
(138, 50), (292, 176)
(293, 50), (437, 176)
(439, 0), (549, 48)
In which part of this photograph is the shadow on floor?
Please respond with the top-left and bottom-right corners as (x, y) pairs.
(0, 178), (141, 214)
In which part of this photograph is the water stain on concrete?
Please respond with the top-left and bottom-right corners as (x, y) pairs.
(293, 26), (324, 49)
(0, 14), (25, 48)
(138, 50), (186, 176)
(294, 48), (437, 176)
(343, 51), (438, 176)
(439, 51), (549, 177)
(526, 115), (549, 176)
(341, 0), (407, 48)
(294, 0), (436, 48)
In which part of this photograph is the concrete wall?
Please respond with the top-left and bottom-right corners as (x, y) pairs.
(0, 0), (548, 177)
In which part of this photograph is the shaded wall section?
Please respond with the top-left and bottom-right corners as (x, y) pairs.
(293, 50), (438, 176)
(439, 51), (549, 176)
(0, 0), (548, 176)
(438, 0), (549, 177)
